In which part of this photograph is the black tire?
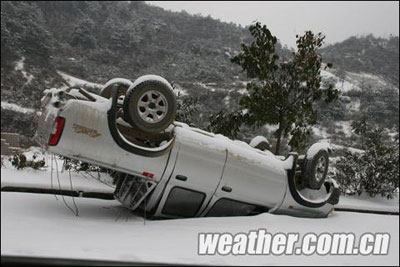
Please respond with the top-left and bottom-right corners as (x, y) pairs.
(303, 149), (329, 190)
(123, 76), (176, 135)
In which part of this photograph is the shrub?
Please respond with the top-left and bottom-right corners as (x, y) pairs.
(335, 120), (399, 199)
(9, 152), (45, 170)
(61, 156), (123, 185)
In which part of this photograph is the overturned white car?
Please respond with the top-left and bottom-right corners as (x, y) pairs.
(35, 75), (340, 219)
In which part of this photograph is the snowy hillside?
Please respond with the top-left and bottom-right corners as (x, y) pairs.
(2, 69), (396, 153)
(1, 101), (36, 114)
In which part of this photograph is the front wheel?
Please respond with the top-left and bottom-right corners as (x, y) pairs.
(123, 75), (177, 135)
(303, 148), (329, 190)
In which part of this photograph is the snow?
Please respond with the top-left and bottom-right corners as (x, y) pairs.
(195, 81), (215, 91)
(321, 70), (360, 93)
(101, 78), (132, 89)
(346, 71), (390, 89)
(1, 101), (36, 114)
(334, 121), (353, 137)
(249, 135), (270, 148)
(339, 193), (399, 213)
(172, 83), (188, 96)
(238, 88), (248, 95)
(312, 126), (330, 139)
(1, 192), (398, 265)
(1, 167), (114, 194)
(264, 124), (279, 133)
(346, 98), (361, 112)
(330, 143), (365, 154)
(224, 95), (231, 106)
(305, 142), (332, 159)
(321, 69), (396, 94)
(14, 57), (34, 84)
(132, 74), (172, 89)
(175, 123), (287, 175)
(57, 71), (103, 89)
(2, 148), (398, 265)
(1, 148), (114, 194)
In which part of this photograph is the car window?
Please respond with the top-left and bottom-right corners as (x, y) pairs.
(162, 187), (205, 217)
(206, 198), (265, 217)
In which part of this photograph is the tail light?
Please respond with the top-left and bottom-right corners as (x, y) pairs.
(142, 171), (154, 179)
(48, 117), (65, 146)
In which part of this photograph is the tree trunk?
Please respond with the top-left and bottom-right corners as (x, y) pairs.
(275, 124), (283, 155)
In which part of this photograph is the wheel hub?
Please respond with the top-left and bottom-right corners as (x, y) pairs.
(315, 157), (326, 182)
(137, 90), (168, 124)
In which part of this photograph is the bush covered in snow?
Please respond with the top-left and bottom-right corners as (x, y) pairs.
(61, 157), (122, 185)
(9, 153), (45, 170)
(335, 120), (399, 199)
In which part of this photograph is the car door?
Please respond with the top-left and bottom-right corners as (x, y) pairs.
(201, 146), (288, 216)
(153, 128), (228, 218)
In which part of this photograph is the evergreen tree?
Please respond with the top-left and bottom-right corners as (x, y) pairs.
(209, 22), (340, 154)
(69, 18), (96, 49)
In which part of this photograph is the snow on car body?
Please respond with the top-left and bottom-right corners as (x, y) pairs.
(35, 75), (340, 219)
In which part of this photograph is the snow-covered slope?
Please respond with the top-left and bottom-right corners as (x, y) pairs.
(57, 71), (103, 90)
(321, 68), (396, 93)
(1, 101), (36, 114)
(14, 57), (34, 84)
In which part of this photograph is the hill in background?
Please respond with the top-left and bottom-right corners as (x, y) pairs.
(1, 1), (399, 152)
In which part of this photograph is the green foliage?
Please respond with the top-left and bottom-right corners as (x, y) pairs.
(176, 94), (199, 127)
(10, 153), (27, 170)
(1, 1), (398, 151)
(210, 22), (340, 154)
(30, 1), (248, 83)
(69, 18), (96, 49)
(61, 156), (122, 185)
(1, 1), (54, 63)
(208, 110), (244, 139)
(335, 120), (399, 199)
(62, 157), (99, 172)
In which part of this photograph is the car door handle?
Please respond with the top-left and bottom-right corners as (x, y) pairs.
(221, 186), (232, 193)
(175, 175), (187, 181)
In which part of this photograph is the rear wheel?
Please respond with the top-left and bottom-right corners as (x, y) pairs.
(123, 75), (176, 135)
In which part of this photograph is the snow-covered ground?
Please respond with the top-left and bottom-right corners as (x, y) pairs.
(1, 101), (36, 114)
(15, 57), (34, 84)
(1, 149), (114, 194)
(0, 167), (114, 194)
(171, 83), (188, 96)
(1, 192), (398, 265)
(339, 194), (399, 213)
(321, 69), (360, 93)
(57, 71), (103, 90)
(1, 147), (398, 265)
(320, 68), (396, 93)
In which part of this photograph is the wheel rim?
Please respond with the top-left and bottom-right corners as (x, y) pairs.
(315, 157), (327, 182)
(137, 90), (168, 124)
